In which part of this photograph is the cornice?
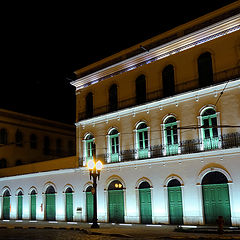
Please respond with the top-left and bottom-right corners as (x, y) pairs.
(71, 15), (240, 90)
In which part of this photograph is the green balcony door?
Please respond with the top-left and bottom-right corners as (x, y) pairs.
(85, 136), (94, 163)
(137, 123), (148, 159)
(45, 186), (56, 221)
(108, 180), (124, 223)
(139, 182), (152, 224)
(65, 188), (73, 222)
(202, 171), (231, 225)
(17, 192), (23, 220)
(164, 117), (178, 155)
(109, 130), (119, 163)
(201, 109), (219, 150)
(3, 190), (10, 220)
(168, 179), (183, 225)
(30, 191), (36, 220)
(86, 186), (94, 222)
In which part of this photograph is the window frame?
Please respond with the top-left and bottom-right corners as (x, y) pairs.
(107, 129), (120, 163)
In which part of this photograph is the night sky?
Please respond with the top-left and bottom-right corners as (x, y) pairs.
(0, 1), (238, 124)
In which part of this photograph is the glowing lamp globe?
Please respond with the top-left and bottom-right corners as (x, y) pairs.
(96, 160), (103, 171)
(87, 160), (95, 170)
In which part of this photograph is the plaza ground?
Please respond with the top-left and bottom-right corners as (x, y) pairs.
(0, 220), (239, 239)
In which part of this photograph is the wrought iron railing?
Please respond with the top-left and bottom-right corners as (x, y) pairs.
(78, 66), (240, 121)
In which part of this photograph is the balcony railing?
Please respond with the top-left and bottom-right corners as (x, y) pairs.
(79, 132), (240, 165)
(78, 66), (240, 121)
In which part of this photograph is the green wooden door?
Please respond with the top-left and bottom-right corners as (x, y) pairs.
(108, 190), (124, 223)
(86, 192), (94, 222)
(66, 193), (73, 222)
(31, 195), (36, 220)
(18, 195), (23, 220)
(3, 196), (10, 220)
(202, 183), (231, 225)
(168, 186), (183, 224)
(164, 121), (178, 155)
(110, 133), (119, 163)
(137, 128), (149, 159)
(46, 194), (56, 221)
(139, 188), (152, 224)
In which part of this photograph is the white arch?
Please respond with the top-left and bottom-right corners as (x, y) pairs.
(199, 104), (216, 116)
(164, 174), (184, 187)
(162, 113), (177, 123)
(42, 181), (57, 194)
(105, 175), (126, 190)
(135, 177), (153, 189)
(1, 186), (11, 196)
(28, 186), (38, 195)
(63, 184), (75, 193)
(16, 187), (24, 196)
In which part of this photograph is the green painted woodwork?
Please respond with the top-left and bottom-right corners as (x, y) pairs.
(168, 186), (183, 224)
(139, 188), (152, 224)
(137, 128), (148, 159)
(164, 121), (178, 155)
(108, 190), (124, 223)
(86, 139), (94, 163)
(3, 196), (10, 220)
(201, 114), (219, 150)
(18, 195), (23, 220)
(66, 193), (73, 222)
(46, 194), (56, 221)
(202, 183), (231, 225)
(110, 134), (119, 162)
(31, 194), (36, 220)
(86, 192), (94, 222)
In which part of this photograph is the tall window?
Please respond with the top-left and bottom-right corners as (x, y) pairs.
(44, 136), (50, 155)
(15, 129), (23, 147)
(30, 134), (37, 149)
(200, 108), (219, 150)
(163, 116), (179, 155)
(109, 84), (118, 112)
(0, 158), (7, 168)
(56, 138), (62, 155)
(86, 92), (93, 118)
(108, 129), (120, 163)
(162, 65), (175, 97)
(0, 128), (8, 145)
(136, 122), (149, 159)
(198, 52), (213, 87)
(136, 75), (146, 105)
(84, 134), (94, 164)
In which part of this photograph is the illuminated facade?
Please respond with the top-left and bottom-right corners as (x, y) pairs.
(0, 2), (239, 226)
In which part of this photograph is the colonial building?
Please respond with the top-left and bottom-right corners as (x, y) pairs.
(0, 2), (239, 226)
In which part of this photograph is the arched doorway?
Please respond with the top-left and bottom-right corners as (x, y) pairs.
(139, 181), (152, 224)
(168, 179), (183, 224)
(202, 171), (231, 225)
(3, 190), (10, 220)
(30, 189), (36, 220)
(86, 186), (94, 222)
(17, 191), (23, 220)
(45, 186), (56, 221)
(108, 180), (124, 223)
(65, 187), (73, 222)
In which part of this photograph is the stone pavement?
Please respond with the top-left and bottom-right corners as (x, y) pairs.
(0, 220), (240, 239)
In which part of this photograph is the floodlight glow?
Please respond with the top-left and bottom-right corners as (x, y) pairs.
(87, 160), (95, 170)
(96, 160), (103, 171)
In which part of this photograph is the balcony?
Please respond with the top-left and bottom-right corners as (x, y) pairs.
(78, 66), (240, 121)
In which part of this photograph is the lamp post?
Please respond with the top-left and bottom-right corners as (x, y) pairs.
(87, 147), (103, 229)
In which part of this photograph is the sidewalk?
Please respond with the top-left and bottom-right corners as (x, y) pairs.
(0, 220), (239, 239)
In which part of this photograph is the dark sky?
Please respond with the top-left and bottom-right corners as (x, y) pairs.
(0, 1), (238, 124)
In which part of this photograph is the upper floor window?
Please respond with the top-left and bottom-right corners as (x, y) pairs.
(16, 159), (22, 166)
(30, 134), (37, 149)
(108, 129), (120, 163)
(163, 116), (179, 155)
(200, 107), (220, 150)
(84, 134), (94, 164)
(0, 128), (8, 145)
(15, 129), (23, 147)
(43, 136), (50, 155)
(0, 158), (7, 168)
(136, 122), (149, 159)
(136, 75), (146, 105)
(162, 65), (175, 97)
(56, 138), (62, 155)
(68, 140), (74, 155)
(109, 84), (118, 112)
(86, 92), (93, 118)
(198, 52), (213, 87)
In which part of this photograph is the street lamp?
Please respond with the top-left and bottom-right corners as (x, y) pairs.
(87, 156), (103, 228)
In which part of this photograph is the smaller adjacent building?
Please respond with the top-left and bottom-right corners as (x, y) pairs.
(0, 108), (75, 168)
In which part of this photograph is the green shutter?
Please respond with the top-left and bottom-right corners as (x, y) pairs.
(108, 190), (124, 223)
(86, 139), (93, 163)
(3, 196), (10, 220)
(164, 122), (178, 155)
(139, 188), (152, 224)
(202, 183), (231, 225)
(86, 192), (94, 222)
(137, 128), (148, 159)
(168, 186), (183, 224)
(18, 195), (23, 220)
(46, 194), (56, 221)
(66, 193), (73, 222)
(110, 134), (119, 162)
(31, 195), (36, 220)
